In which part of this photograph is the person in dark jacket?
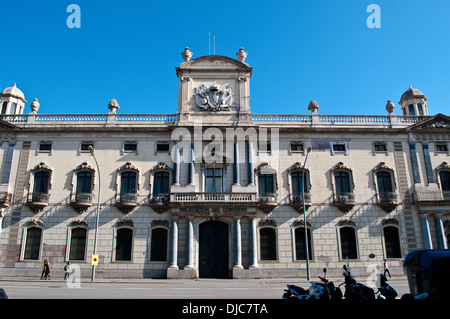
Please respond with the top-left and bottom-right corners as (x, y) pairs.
(41, 259), (51, 280)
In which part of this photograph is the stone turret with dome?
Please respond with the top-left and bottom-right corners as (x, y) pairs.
(0, 83), (27, 115)
(399, 85), (428, 116)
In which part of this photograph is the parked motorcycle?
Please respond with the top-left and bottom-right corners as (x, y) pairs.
(282, 268), (342, 300)
(376, 273), (397, 299)
(340, 264), (375, 300)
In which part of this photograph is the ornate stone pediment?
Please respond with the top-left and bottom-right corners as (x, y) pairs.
(407, 113), (450, 131)
(194, 82), (233, 112)
(373, 162), (394, 172)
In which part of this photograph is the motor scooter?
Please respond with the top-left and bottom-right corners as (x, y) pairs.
(282, 268), (342, 300)
(340, 264), (375, 300)
(376, 273), (397, 299)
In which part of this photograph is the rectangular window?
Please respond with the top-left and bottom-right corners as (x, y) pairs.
(374, 143), (387, 152)
(116, 228), (133, 261)
(436, 144), (448, 153)
(124, 143), (137, 152)
(69, 228), (87, 261)
(153, 172), (170, 196)
(80, 142), (94, 152)
(291, 172), (306, 195)
(156, 143), (170, 152)
(39, 143), (52, 152)
(290, 143), (304, 152)
(260, 228), (277, 260)
(258, 174), (274, 197)
(206, 168), (223, 193)
(334, 171), (350, 195)
(150, 228), (168, 261)
(333, 144), (346, 152)
(23, 227), (42, 260)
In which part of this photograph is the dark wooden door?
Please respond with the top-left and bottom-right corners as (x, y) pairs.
(199, 221), (229, 278)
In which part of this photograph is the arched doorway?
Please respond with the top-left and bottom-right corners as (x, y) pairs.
(199, 221), (229, 278)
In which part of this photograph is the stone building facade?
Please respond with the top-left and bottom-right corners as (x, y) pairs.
(0, 48), (449, 279)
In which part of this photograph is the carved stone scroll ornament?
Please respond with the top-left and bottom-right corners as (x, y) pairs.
(194, 83), (233, 112)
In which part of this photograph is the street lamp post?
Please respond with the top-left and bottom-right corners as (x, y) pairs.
(302, 147), (312, 281)
(89, 146), (101, 282)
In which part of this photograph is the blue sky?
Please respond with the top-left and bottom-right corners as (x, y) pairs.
(1, 0), (449, 115)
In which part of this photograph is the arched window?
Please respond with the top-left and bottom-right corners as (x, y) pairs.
(69, 227), (87, 261)
(259, 227), (277, 261)
(339, 226), (357, 259)
(150, 227), (168, 261)
(115, 227), (133, 261)
(417, 103), (424, 116)
(383, 226), (401, 258)
(294, 226), (313, 260)
(1, 102), (7, 114)
(408, 104), (415, 115)
(11, 102), (17, 114)
(437, 163), (450, 200)
(23, 227), (42, 260)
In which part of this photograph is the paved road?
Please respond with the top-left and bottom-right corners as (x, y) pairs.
(0, 277), (410, 299)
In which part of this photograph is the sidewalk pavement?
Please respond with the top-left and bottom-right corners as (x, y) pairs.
(0, 274), (408, 284)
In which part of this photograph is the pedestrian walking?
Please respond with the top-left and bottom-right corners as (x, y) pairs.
(41, 259), (51, 280)
(64, 261), (71, 280)
(383, 259), (391, 278)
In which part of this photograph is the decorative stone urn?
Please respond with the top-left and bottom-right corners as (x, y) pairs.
(386, 100), (395, 114)
(236, 47), (248, 63)
(307, 100), (319, 113)
(181, 47), (193, 62)
(108, 99), (120, 113)
(30, 98), (40, 114)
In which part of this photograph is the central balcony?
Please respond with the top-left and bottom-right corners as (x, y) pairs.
(26, 192), (49, 213)
(170, 192), (258, 208)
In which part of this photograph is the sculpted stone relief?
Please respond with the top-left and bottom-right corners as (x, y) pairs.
(194, 82), (233, 112)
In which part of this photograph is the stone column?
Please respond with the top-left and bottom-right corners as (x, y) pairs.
(249, 217), (259, 268)
(185, 217), (194, 268)
(233, 141), (240, 186)
(420, 214), (433, 249)
(172, 145), (181, 186)
(435, 214), (448, 249)
(188, 143), (195, 186)
(169, 217), (179, 269)
(233, 217), (243, 269)
(247, 140), (255, 185)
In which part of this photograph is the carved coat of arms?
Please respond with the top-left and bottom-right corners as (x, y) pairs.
(194, 83), (233, 112)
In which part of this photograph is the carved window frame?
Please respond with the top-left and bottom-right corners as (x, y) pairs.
(255, 163), (278, 199)
(71, 162), (96, 199)
(20, 223), (44, 261)
(372, 162), (397, 200)
(336, 220), (358, 260)
(66, 223), (88, 262)
(331, 162), (355, 197)
(150, 162), (172, 198)
(113, 224), (134, 263)
(27, 162), (53, 196)
(287, 162), (311, 197)
(115, 162), (140, 201)
(291, 220), (313, 261)
(436, 162), (450, 194)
